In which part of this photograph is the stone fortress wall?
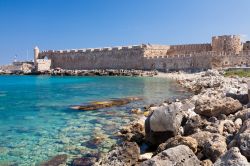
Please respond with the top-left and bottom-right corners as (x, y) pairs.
(35, 35), (250, 71)
(38, 45), (145, 70)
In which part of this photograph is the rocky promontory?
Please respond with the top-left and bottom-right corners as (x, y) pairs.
(95, 70), (250, 166)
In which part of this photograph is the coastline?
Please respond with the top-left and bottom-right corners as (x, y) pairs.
(2, 69), (250, 165)
(0, 68), (158, 77)
(93, 69), (250, 166)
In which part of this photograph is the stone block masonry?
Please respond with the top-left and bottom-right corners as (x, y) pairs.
(34, 35), (250, 72)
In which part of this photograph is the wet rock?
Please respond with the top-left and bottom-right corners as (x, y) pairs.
(145, 102), (184, 145)
(141, 145), (201, 166)
(143, 106), (158, 117)
(214, 147), (249, 166)
(156, 135), (198, 154)
(84, 136), (105, 149)
(71, 157), (96, 166)
(71, 97), (142, 111)
(40, 154), (67, 166)
(143, 111), (151, 117)
(119, 120), (145, 144)
(194, 96), (242, 117)
(97, 142), (140, 166)
(130, 108), (143, 114)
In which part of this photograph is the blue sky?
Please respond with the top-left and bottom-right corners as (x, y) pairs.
(0, 0), (250, 65)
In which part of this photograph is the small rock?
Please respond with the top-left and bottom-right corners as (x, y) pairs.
(214, 147), (249, 166)
(119, 122), (145, 144)
(203, 133), (227, 162)
(40, 154), (67, 166)
(156, 135), (198, 154)
(223, 120), (237, 135)
(141, 145), (201, 166)
(235, 108), (250, 121)
(71, 157), (96, 166)
(130, 108), (143, 114)
(191, 131), (227, 162)
(97, 142), (140, 166)
(139, 152), (153, 161)
(183, 115), (206, 135)
(201, 159), (213, 166)
(145, 102), (184, 145)
(235, 118), (243, 130)
(194, 96), (242, 117)
(236, 119), (250, 160)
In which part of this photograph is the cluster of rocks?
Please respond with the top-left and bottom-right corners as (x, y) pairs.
(0, 63), (33, 75)
(35, 69), (157, 77)
(96, 70), (250, 165)
(0, 67), (158, 77)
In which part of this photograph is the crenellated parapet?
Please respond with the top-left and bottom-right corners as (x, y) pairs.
(38, 45), (145, 59)
(34, 34), (250, 71)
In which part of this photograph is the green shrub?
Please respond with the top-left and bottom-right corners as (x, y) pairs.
(224, 69), (250, 77)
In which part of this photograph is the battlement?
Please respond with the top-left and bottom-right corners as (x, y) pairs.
(34, 34), (250, 71)
(39, 44), (144, 55)
(212, 35), (241, 40)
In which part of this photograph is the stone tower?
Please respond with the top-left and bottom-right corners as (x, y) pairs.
(34, 46), (39, 66)
(212, 35), (243, 54)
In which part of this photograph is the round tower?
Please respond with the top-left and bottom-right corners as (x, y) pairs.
(34, 46), (39, 66)
(212, 35), (243, 54)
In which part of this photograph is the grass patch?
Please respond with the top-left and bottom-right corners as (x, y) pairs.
(224, 69), (250, 77)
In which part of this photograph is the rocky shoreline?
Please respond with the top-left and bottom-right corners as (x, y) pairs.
(0, 68), (158, 77)
(90, 70), (250, 166)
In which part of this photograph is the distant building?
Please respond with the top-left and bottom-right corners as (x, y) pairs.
(34, 35), (250, 71)
(34, 46), (51, 71)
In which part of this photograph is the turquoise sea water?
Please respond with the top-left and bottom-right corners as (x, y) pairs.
(0, 76), (189, 165)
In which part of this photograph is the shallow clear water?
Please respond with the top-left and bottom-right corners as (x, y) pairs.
(0, 76), (189, 165)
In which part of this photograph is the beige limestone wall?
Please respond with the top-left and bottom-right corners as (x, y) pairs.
(39, 46), (144, 70)
(243, 42), (250, 51)
(36, 59), (51, 71)
(36, 35), (250, 71)
(143, 45), (170, 58)
(212, 35), (243, 54)
(167, 44), (212, 56)
(210, 51), (250, 68)
(143, 52), (212, 71)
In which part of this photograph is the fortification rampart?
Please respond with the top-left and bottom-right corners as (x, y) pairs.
(39, 45), (145, 70)
(35, 35), (250, 71)
(166, 43), (212, 56)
